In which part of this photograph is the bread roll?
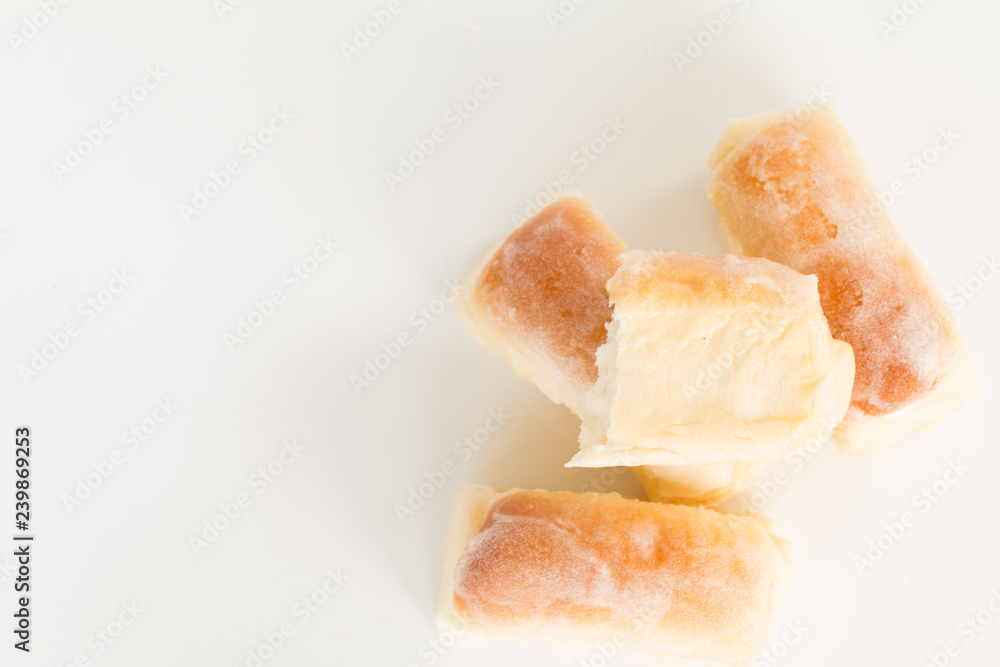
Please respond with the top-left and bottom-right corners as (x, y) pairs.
(706, 106), (976, 454)
(437, 483), (792, 665)
(454, 195), (626, 415)
(631, 461), (761, 506)
(571, 250), (855, 467)
(455, 197), (759, 505)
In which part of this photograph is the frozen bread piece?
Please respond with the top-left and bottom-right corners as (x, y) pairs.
(437, 483), (792, 666)
(456, 197), (760, 506)
(572, 250), (855, 468)
(631, 461), (761, 506)
(454, 195), (626, 415)
(706, 106), (976, 454)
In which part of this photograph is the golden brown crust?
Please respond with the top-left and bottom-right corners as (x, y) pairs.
(707, 107), (973, 429)
(443, 485), (790, 663)
(472, 196), (627, 386)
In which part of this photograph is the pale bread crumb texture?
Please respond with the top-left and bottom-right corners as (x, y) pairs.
(573, 249), (855, 467)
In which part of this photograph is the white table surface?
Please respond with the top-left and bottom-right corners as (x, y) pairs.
(2, 1), (999, 665)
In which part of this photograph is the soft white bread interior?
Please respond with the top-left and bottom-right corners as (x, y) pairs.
(437, 483), (792, 666)
(706, 106), (976, 455)
(571, 250), (855, 467)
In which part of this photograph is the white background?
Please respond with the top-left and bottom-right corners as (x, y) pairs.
(2, 1), (999, 665)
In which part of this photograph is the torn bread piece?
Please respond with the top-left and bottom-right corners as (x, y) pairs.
(437, 483), (792, 666)
(571, 250), (855, 468)
(454, 195), (627, 415)
(455, 196), (760, 505)
(706, 106), (976, 455)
